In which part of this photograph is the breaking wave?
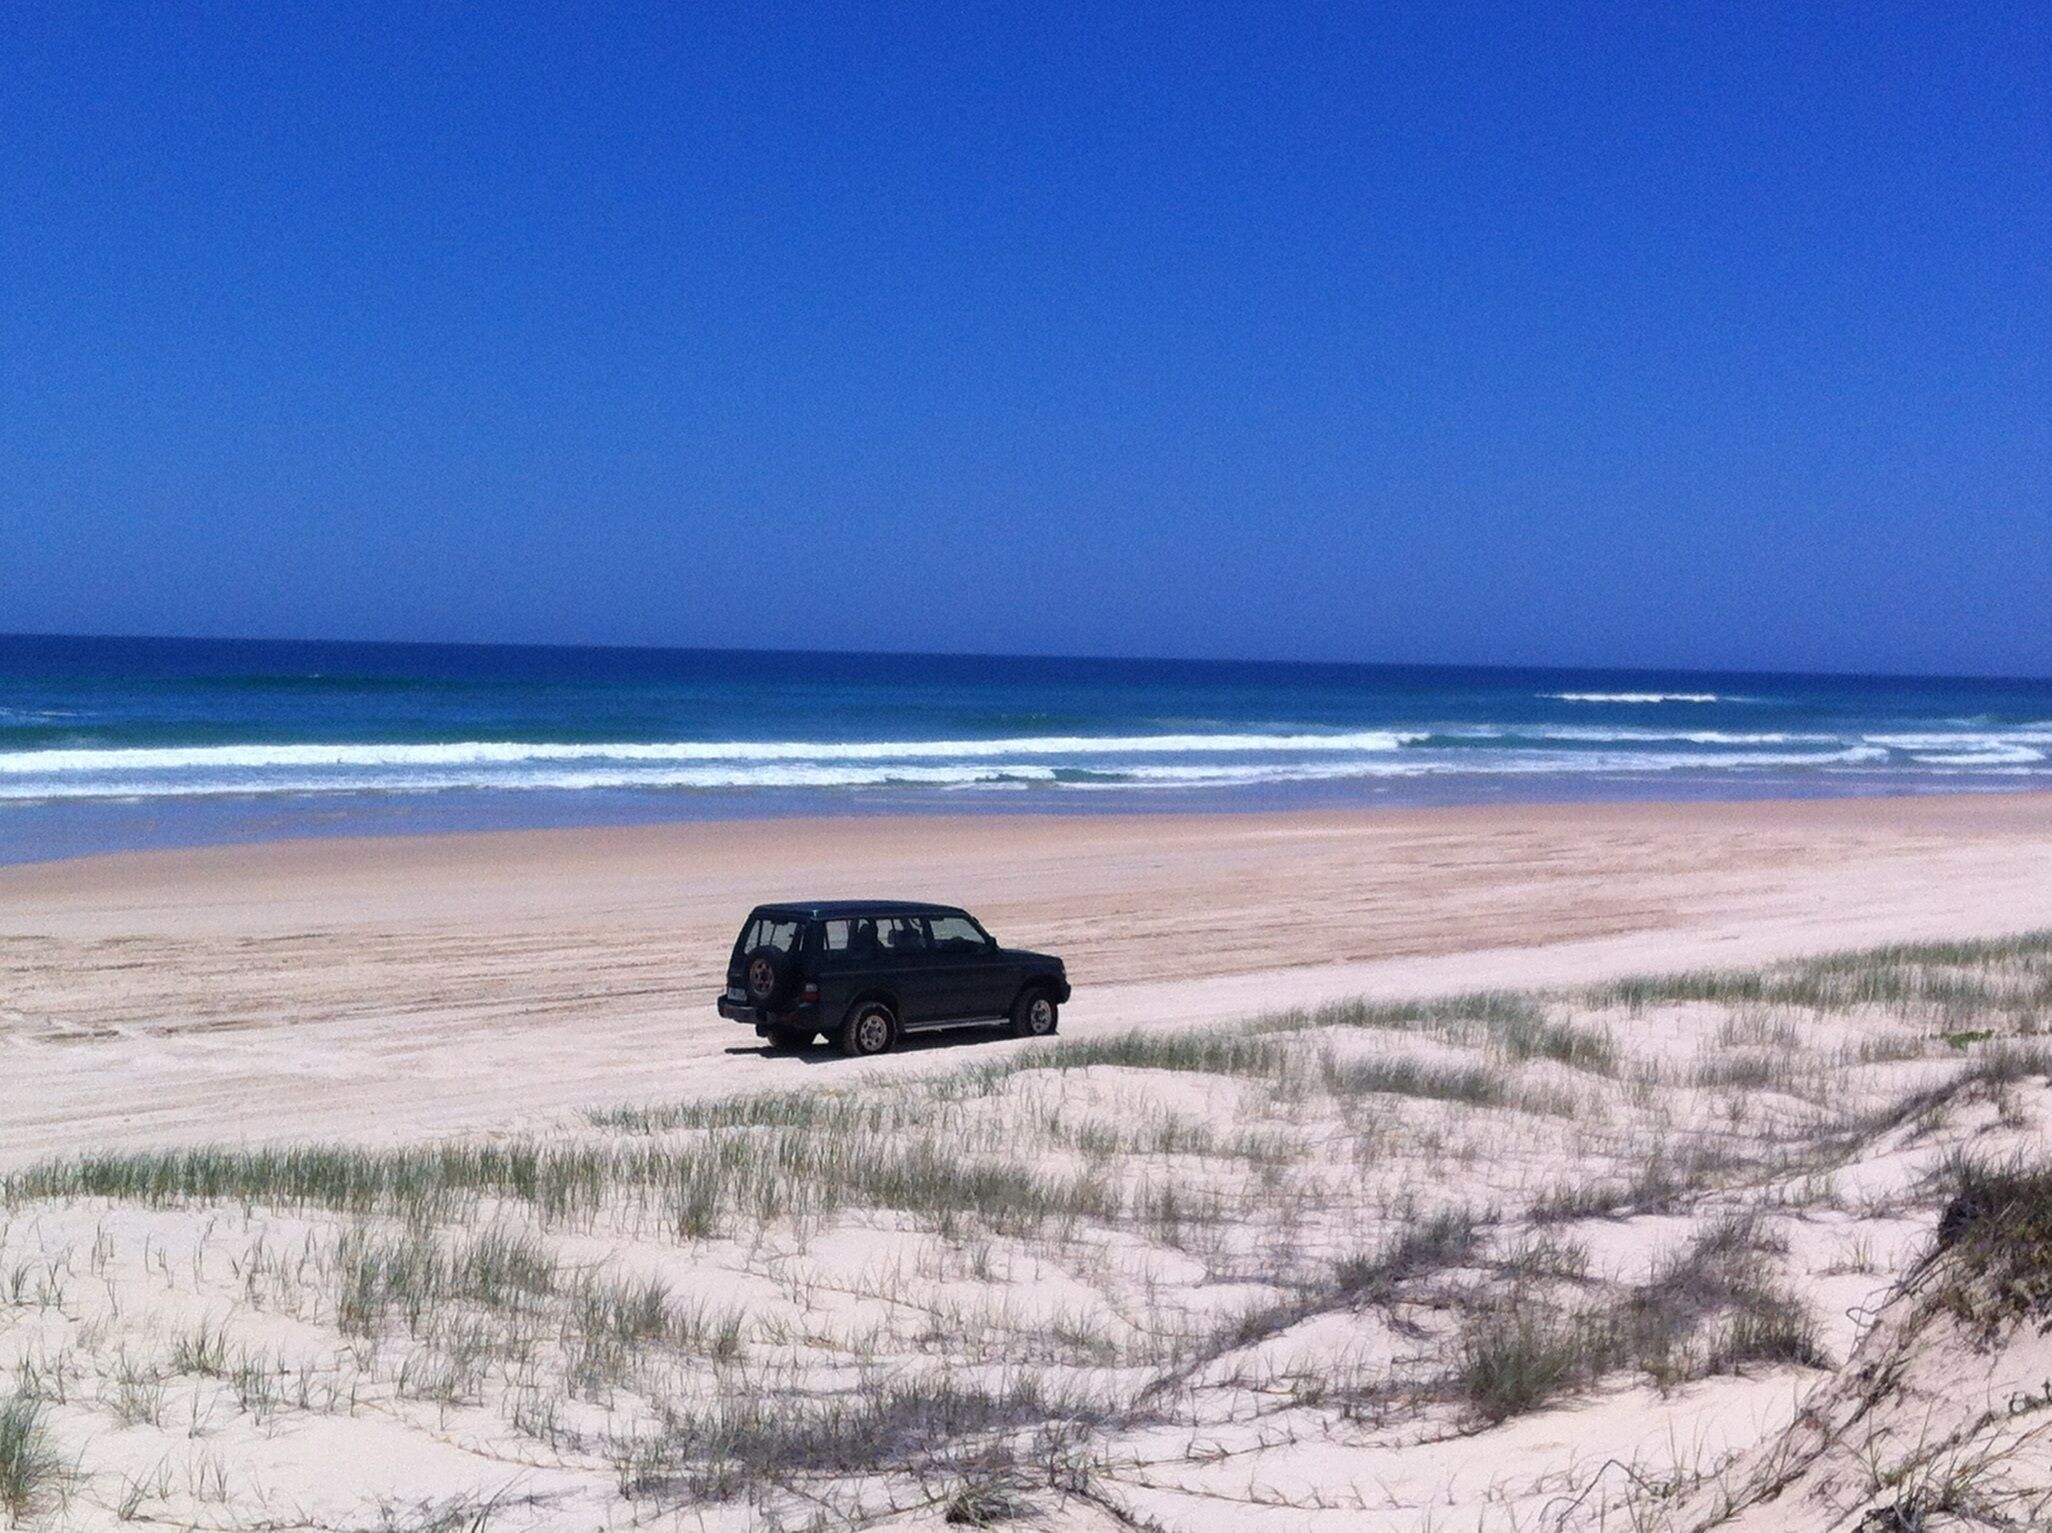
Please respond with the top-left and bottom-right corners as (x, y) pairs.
(0, 737), (1961, 802)
(0, 731), (1423, 776)
(4, 721), (2051, 805)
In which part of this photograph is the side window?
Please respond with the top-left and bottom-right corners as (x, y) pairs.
(824, 917), (885, 959)
(878, 917), (928, 955)
(928, 916), (989, 953)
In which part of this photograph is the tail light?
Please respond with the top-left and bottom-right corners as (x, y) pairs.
(803, 983), (819, 1003)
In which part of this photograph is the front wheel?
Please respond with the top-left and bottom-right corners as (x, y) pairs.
(1010, 989), (1059, 1039)
(838, 1001), (897, 1058)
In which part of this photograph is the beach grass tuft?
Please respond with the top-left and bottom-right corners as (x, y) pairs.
(0, 1393), (65, 1526)
(1933, 1157), (2052, 1329)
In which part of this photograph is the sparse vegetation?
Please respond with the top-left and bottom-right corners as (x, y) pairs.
(1449, 1213), (1828, 1424)
(1933, 1157), (2052, 1330)
(4, 934), (2050, 1528)
(1592, 933), (2052, 1029)
(943, 1470), (1038, 1526)
(629, 1376), (1102, 1505)
(1322, 1055), (1513, 1107)
(1334, 1206), (1488, 1303)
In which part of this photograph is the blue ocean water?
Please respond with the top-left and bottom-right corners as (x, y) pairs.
(3, 633), (2050, 865)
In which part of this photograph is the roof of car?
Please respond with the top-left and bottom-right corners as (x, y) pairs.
(752, 899), (966, 920)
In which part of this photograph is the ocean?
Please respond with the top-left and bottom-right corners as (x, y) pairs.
(3, 633), (2049, 865)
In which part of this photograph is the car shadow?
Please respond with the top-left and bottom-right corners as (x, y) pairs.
(723, 1025), (1026, 1063)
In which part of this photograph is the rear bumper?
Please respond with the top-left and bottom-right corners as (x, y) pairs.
(717, 995), (821, 1031)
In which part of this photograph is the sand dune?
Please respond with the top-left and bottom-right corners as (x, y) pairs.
(4, 923), (2051, 1529)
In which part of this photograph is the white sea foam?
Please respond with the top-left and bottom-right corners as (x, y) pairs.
(22, 724), (2052, 787)
(0, 730), (1424, 775)
(0, 741), (1915, 801)
(1904, 747), (2046, 766)
(0, 763), (1066, 800)
(1864, 731), (2052, 751)
(1862, 731), (2052, 768)
(1132, 745), (1867, 777)
(1539, 692), (1727, 704)
(1457, 727), (1824, 746)
(1039, 745), (1898, 790)
(15, 716), (2052, 807)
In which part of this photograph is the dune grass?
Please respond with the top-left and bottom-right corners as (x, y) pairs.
(1932, 1156), (2052, 1331)
(1335, 1206), (1489, 1304)
(37, 935), (2018, 1229)
(0, 992), (1632, 1238)
(3, 1129), (1125, 1241)
(614, 1374), (1105, 1505)
(1591, 932), (2052, 1027)
(0, 1394), (64, 1526)
(1452, 1213), (1827, 1423)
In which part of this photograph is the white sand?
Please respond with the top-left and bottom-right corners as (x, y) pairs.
(3, 793), (2050, 1162)
(3, 794), (2052, 1530)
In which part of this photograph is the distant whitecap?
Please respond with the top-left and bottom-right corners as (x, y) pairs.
(1538, 692), (1727, 704)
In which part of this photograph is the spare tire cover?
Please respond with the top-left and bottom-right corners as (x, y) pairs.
(744, 946), (797, 1006)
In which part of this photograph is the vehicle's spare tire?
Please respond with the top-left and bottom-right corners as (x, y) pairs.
(743, 946), (797, 1007)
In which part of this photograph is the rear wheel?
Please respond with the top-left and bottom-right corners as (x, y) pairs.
(838, 1001), (897, 1058)
(1010, 989), (1059, 1039)
(763, 1025), (814, 1051)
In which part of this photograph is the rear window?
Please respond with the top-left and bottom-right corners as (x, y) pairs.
(739, 916), (804, 954)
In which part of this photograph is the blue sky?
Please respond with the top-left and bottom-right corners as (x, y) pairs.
(4, 3), (2047, 675)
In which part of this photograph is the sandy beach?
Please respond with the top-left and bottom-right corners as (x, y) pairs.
(5, 792), (2051, 1163)
(7, 793), (2052, 1530)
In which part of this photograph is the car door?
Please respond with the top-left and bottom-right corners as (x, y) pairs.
(874, 916), (948, 1024)
(924, 914), (1015, 1018)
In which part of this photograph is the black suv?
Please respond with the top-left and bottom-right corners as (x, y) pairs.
(715, 900), (1071, 1057)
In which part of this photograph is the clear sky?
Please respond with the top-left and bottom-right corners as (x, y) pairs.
(4, 4), (2047, 675)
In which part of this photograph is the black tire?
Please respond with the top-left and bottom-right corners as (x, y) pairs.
(1010, 988), (1059, 1039)
(743, 946), (797, 1007)
(838, 1000), (897, 1058)
(763, 1025), (814, 1051)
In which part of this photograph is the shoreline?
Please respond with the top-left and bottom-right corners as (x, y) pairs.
(5, 773), (2050, 871)
(4, 791), (2052, 1166)
(8, 779), (2052, 873)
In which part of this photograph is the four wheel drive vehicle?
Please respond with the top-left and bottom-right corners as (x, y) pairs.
(716, 901), (1071, 1057)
